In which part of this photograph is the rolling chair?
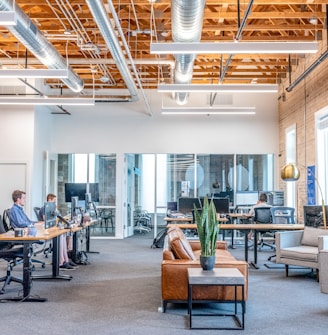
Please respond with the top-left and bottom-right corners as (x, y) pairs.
(2, 209), (46, 269)
(0, 214), (24, 294)
(270, 207), (295, 224)
(254, 207), (275, 251)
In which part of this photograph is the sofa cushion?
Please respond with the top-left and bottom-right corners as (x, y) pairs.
(301, 227), (328, 247)
(280, 246), (319, 262)
(167, 226), (196, 260)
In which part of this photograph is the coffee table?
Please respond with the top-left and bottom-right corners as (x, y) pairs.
(188, 267), (245, 330)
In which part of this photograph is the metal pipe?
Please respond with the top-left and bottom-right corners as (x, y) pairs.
(0, 0), (84, 93)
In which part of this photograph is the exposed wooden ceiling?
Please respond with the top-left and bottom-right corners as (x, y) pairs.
(0, 0), (327, 98)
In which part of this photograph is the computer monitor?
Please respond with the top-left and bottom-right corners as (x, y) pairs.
(167, 201), (178, 212)
(235, 191), (259, 206)
(211, 198), (230, 214)
(65, 183), (100, 202)
(44, 201), (56, 229)
(178, 197), (201, 215)
(304, 205), (328, 227)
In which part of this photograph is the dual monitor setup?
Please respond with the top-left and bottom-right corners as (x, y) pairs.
(171, 197), (230, 217)
(172, 191), (285, 215)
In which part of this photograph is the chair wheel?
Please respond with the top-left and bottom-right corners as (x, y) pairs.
(42, 264), (46, 268)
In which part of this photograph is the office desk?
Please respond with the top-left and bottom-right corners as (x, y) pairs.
(0, 224), (72, 302)
(167, 223), (304, 268)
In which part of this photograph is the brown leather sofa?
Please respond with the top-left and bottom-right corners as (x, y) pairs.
(161, 225), (248, 312)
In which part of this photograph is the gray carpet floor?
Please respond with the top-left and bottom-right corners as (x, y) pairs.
(0, 233), (327, 335)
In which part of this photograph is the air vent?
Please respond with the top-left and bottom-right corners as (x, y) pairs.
(207, 94), (233, 105)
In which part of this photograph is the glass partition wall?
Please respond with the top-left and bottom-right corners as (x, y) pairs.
(57, 153), (274, 238)
(57, 154), (117, 237)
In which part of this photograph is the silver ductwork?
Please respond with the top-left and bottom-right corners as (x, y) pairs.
(86, 0), (139, 101)
(0, 0), (84, 93)
(172, 0), (206, 105)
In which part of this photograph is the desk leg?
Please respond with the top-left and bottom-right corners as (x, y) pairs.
(85, 225), (99, 254)
(249, 231), (259, 269)
(33, 235), (72, 281)
(244, 230), (249, 262)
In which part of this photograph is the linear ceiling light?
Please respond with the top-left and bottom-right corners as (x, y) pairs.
(0, 69), (69, 78)
(158, 84), (278, 93)
(162, 106), (256, 115)
(0, 97), (95, 106)
(0, 11), (16, 25)
(150, 42), (318, 54)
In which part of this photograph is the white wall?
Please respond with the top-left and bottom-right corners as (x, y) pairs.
(51, 90), (278, 155)
(0, 90), (279, 221)
(0, 106), (35, 216)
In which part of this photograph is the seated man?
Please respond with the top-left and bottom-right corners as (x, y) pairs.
(9, 190), (76, 271)
(9, 190), (37, 229)
(39, 193), (77, 270)
(247, 192), (272, 240)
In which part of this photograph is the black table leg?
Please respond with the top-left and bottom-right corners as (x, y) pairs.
(249, 230), (259, 269)
(33, 235), (72, 281)
(85, 225), (99, 254)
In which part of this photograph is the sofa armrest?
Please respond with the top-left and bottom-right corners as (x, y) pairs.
(276, 230), (303, 249)
(318, 235), (328, 251)
(319, 250), (328, 293)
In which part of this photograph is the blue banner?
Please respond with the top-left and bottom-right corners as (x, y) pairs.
(307, 165), (316, 205)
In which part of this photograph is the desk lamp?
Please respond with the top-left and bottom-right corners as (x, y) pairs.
(281, 163), (326, 229)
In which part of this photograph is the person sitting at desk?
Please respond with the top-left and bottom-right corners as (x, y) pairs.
(247, 193), (272, 240)
(39, 193), (77, 270)
(9, 190), (37, 228)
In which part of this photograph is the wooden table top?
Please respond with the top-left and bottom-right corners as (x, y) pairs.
(0, 222), (82, 242)
(167, 223), (304, 231)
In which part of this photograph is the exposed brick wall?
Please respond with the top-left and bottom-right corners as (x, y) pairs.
(279, 36), (328, 223)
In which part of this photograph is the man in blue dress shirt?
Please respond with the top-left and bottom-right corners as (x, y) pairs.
(9, 190), (36, 228)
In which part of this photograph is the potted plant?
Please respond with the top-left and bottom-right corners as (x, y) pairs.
(194, 196), (219, 271)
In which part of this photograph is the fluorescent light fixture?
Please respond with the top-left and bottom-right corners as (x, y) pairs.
(150, 41), (318, 54)
(162, 106), (256, 115)
(0, 97), (95, 106)
(0, 69), (69, 78)
(158, 84), (278, 93)
(0, 11), (16, 26)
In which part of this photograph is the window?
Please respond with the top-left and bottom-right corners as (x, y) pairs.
(316, 110), (328, 204)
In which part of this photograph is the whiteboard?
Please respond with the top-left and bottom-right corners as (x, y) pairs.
(0, 162), (27, 216)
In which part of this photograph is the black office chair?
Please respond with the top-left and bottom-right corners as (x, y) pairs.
(270, 207), (295, 224)
(0, 214), (24, 294)
(254, 207), (275, 250)
(2, 209), (46, 269)
(33, 206), (42, 221)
